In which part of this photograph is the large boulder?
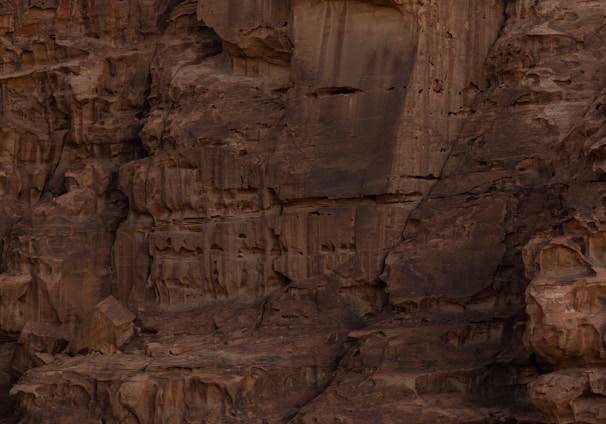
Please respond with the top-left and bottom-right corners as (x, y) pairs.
(71, 296), (135, 355)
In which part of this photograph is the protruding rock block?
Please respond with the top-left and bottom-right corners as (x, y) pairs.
(529, 369), (606, 424)
(71, 296), (135, 355)
(10, 321), (69, 376)
(538, 238), (593, 278)
(198, 0), (292, 69)
(525, 279), (606, 366)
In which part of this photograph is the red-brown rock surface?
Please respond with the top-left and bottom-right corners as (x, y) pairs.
(1, 0), (606, 423)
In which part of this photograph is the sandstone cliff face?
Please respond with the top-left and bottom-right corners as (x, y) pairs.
(1, 0), (604, 422)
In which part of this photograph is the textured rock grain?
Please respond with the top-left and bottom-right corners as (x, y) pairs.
(2, 0), (606, 423)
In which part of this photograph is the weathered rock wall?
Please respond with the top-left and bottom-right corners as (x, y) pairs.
(114, 0), (504, 316)
(1, 0), (605, 422)
(383, 1), (606, 423)
(513, 2), (606, 422)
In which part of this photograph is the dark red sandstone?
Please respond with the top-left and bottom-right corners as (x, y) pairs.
(1, 1), (605, 422)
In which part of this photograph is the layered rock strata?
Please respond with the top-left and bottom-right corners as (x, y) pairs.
(1, 0), (605, 423)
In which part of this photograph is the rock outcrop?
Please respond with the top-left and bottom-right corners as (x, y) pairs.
(70, 296), (135, 355)
(1, 0), (606, 422)
(10, 320), (69, 376)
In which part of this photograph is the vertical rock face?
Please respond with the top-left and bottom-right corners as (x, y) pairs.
(0, 0), (168, 417)
(114, 0), (505, 316)
(381, 1), (606, 423)
(0, 0), (157, 338)
(1, 0), (604, 422)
